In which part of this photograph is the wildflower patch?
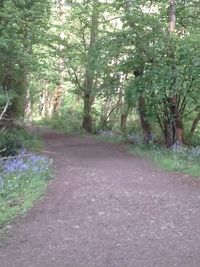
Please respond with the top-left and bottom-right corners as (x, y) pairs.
(0, 150), (52, 226)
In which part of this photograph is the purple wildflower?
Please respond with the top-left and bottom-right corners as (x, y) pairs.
(4, 158), (29, 173)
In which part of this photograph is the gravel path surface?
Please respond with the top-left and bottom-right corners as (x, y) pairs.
(1, 129), (200, 267)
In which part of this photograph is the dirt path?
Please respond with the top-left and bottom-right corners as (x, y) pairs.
(1, 129), (200, 267)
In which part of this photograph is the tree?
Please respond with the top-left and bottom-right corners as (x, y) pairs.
(111, 0), (200, 145)
(0, 0), (51, 125)
(63, 0), (118, 133)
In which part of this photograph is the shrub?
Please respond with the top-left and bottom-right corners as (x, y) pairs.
(0, 128), (42, 157)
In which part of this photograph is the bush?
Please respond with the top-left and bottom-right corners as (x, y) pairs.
(0, 128), (42, 157)
(0, 131), (21, 157)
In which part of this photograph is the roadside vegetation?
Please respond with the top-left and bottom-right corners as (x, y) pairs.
(131, 143), (200, 177)
(96, 132), (200, 177)
(0, 129), (52, 226)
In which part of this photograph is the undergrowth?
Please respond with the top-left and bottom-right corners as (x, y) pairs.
(129, 143), (200, 177)
(0, 126), (52, 227)
(0, 128), (42, 157)
(0, 152), (52, 226)
(94, 134), (128, 144)
(95, 134), (200, 177)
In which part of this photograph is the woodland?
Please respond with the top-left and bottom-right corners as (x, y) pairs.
(1, 1), (200, 261)
(0, 0), (200, 147)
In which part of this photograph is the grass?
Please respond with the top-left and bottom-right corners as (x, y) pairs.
(94, 135), (200, 177)
(34, 115), (82, 135)
(129, 144), (200, 177)
(0, 178), (47, 226)
(0, 129), (52, 227)
(19, 130), (43, 152)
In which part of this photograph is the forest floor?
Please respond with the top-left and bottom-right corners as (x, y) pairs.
(1, 128), (200, 267)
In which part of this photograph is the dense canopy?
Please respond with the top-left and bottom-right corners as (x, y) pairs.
(1, 0), (200, 147)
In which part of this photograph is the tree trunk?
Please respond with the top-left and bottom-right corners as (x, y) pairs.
(166, 0), (184, 146)
(123, 3), (153, 143)
(134, 68), (152, 143)
(169, 95), (183, 145)
(138, 95), (152, 143)
(52, 0), (66, 116)
(168, 0), (176, 33)
(190, 112), (200, 137)
(164, 125), (173, 147)
(53, 87), (62, 114)
(163, 109), (174, 147)
(82, 92), (92, 133)
(82, 0), (99, 133)
(121, 113), (127, 135)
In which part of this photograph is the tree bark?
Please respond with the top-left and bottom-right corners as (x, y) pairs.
(168, 0), (176, 33)
(169, 95), (183, 145)
(134, 69), (152, 143)
(82, 92), (93, 133)
(138, 95), (152, 143)
(163, 106), (174, 147)
(53, 0), (66, 116)
(190, 112), (200, 137)
(53, 87), (62, 114)
(121, 113), (127, 135)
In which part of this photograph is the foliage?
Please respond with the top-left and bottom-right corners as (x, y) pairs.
(0, 151), (52, 226)
(0, 128), (42, 157)
(95, 133), (200, 177)
(1, 0), (200, 154)
(41, 113), (82, 134)
(0, 0), (51, 120)
(94, 133), (128, 144)
(38, 93), (83, 134)
(129, 143), (200, 177)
